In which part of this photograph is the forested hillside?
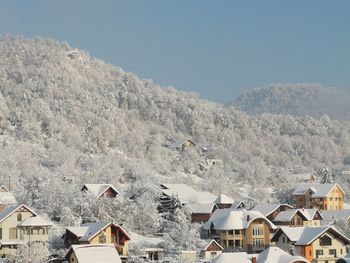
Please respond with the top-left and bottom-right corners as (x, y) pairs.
(231, 84), (350, 120)
(1, 36), (350, 250)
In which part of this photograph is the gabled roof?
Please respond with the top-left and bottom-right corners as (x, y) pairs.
(257, 247), (309, 263)
(169, 138), (195, 149)
(18, 215), (52, 227)
(251, 203), (293, 217)
(202, 239), (223, 251)
(321, 209), (350, 222)
(214, 194), (234, 205)
(67, 222), (131, 242)
(203, 209), (277, 231)
(231, 201), (246, 209)
(274, 209), (308, 222)
(212, 252), (252, 263)
(187, 203), (217, 214)
(292, 183), (345, 197)
(300, 208), (323, 221)
(0, 204), (37, 223)
(160, 184), (217, 204)
(66, 244), (121, 263)
(272, 226), (350, 246)
(82, 184), (119, 198)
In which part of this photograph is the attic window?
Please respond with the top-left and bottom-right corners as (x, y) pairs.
(320, 235), (332, 246)
(17, 213), (22, 222)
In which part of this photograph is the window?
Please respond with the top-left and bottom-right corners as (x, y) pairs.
(210, 252), (217, 256)
(228, 230), (234, 235)
(9, 228), (17, 239)
(320, 235), (332, 246)
(282, 237), (286, 243)
(339, 197), (342, 201)
(228, 240), (234, 247)
(316, 250), (323, 258)
(235, 240), (241, 247)
(329, 197), (333, 201)
(0, 228), (2, 239)
(17, 213), (22, 222)
(99, 232), (106, 243)
(296, 218), (301, 225)
(253, 238), (264, 248)
(252, 225), (263, 236)
(235, 230), (240, 235)
(329, 249), (337, 257)
(291, 219), (295, 225)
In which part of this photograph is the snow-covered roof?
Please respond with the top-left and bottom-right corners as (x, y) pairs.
(203, 209), (277, 231)
(212, 252), (252, 263)
(202, 239), (223, 251)
(231, 201), (246, 209)
(251, 203), (292, 217)
(300, 208), (323, 220)
(169, 139), (195, 149)
(0, 204), (37, 223)
(321, 209), (350, 222)
(18, 215), (52, 227)
(272, 226), (350, 246)
(82, 184), (119, 198)
(67, 222), (130, 242)
(67, 244), (121, 263)
(0, 191), (16, 205)
(214, 194), (234, 205)
(292, 183), (344, 197)
(161, 184), (217, 204)
(274, 209), (307, 222)
(187, 203), (217, 214)
(257, 246), (309, 263)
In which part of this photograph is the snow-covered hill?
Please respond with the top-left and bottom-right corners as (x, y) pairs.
(231, 84), (350, 120)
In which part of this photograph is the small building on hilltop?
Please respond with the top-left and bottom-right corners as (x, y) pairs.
(169, 138), (196, 151)
(81, 184), (119, 199)
(199, 239), (224, 261)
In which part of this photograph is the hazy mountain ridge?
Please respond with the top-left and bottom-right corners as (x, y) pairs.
(0, 36), (350, 245)
(231, 84), (350, 120)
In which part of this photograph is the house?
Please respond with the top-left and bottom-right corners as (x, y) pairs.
(257, 246), (309, 263)
(65, 244), (121, 263)
(272, 226), (350, 262)
(158, 184), (217, 214)
(199, 159), (224, 171)
(169, 138), (195, 151)
(188, 203), (218, 223)
(321, 210), (350, 225)
(273, 209), (323, 227)
(211, 252), (256, 263)
(64, 222), (130, 256)
(250, 203), (293, 221)
(199, 239), (223, 260)
(202, 209), (277, 253)
(293, 183), (345, 210)
(214, 195), (234, 209)
(0, 204), (52, 256)
(0, 186), (17, 211)
(81, 184), (119, 199)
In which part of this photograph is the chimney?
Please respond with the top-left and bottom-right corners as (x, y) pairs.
(246, 215), (250, 221)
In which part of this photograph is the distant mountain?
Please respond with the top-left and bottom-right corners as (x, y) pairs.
(231, 84), (350, 120)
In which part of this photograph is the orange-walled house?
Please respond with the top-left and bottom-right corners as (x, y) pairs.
(272, 226), (350, 263)
(64, 222), (130, 256)
(293, 183), (345, 210)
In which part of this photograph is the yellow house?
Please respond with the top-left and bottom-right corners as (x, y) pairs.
(64, 222), (130, 256)
(0, 204), (52, 256)
(293, 183), (345, 210)
(66, 244), (121, 263)
(272, 226), (350, 263)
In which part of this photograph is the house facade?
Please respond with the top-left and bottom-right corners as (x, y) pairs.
(203, 209), (277, 253)
(64, 222), (130, 256)
(293, 183), (345, 210)
(272, 226), (350, 263)
(273, 209), (323, 227)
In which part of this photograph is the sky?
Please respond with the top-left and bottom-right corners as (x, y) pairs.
(0, 1), (349, 103)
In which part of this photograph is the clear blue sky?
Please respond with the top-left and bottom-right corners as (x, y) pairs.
(1, 1), (349, 103)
